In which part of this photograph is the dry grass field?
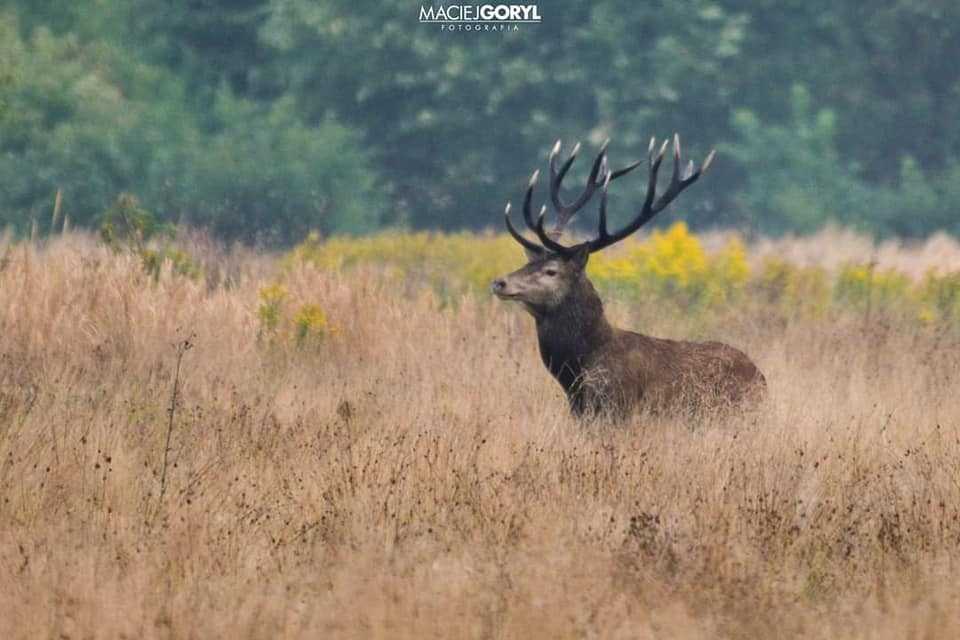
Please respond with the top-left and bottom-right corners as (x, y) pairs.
(3, 231), (960, 638)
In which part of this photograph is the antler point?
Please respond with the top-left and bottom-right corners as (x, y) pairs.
(658, 138), (670, 159)
(702, 149), (717, 174)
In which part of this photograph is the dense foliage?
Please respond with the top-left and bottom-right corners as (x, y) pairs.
(2, 1), (959, 243)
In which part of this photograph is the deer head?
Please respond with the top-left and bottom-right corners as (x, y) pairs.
(491, 134), (715, 314)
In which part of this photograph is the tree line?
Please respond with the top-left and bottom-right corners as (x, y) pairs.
(1, 0), (958, 244)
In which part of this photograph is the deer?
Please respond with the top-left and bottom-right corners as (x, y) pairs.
(491, 134), (765, 419)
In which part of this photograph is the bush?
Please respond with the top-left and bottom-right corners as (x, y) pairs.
(725, 86), (875, 235)
(754, 258), (831, 318)
(588, 222), (749, 310)
(167, 92), (385, 244)
(0, 17), (181, 233)
(0, 13), (385, 244)
(918, 271), (960, 325)
(835, 263), (913, 316)
(99, 193), (201, 281)
(257, 282), (333, 347)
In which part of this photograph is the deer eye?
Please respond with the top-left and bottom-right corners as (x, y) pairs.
(544, 268), (558, 277)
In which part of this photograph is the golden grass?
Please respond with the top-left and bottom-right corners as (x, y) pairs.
(2, 232), (960, 639)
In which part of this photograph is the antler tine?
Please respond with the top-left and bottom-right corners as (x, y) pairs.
(534, 205), (572, 255)
(597, 170), (613, 239)
(548, 139), (590, 215)
(671, 133), (682, 184)
(503, 202), (544, 255)
(548, 140), (579, 204)
(702, 149), (717, 174)
(548, 141), (578, 212)
(549, 139), (646, 240)
(640, 137), (669, 218)
(519, 167), (576, 256)
(608, 157), (645, 180)
(522, 169), (541, 232)
(583, 134), (703, 254)
(647, 134), (714, 216)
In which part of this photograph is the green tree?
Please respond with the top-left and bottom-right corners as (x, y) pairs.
(0, 8), (384, 242)
(4, 0), (960, 240)
(260, 0), (747, 231)
(167, 92), (383, 243)
(725, 86), (873, 234)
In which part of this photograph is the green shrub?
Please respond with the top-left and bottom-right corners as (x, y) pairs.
(99, 193), (201, 281)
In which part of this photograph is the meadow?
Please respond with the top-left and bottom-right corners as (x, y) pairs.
(3, 225), (960, 638)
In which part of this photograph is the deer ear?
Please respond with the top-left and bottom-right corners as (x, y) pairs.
(571, 245), (590, 271)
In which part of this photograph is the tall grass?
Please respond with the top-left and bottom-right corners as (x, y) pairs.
(2, 231), (960, 638)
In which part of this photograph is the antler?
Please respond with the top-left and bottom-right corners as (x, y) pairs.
(584, 134), (715, 254)
(503, 135), (714, 257)
(502, 202), (544, 255)
(501, 170), (551, 256)
(547, 139), (643, 239)
(503, 139), (643, 255)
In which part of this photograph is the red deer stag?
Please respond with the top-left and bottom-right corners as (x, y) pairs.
(491, 135), (765, 418)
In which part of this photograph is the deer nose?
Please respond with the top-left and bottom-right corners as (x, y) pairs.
(491, 278), (507, 294)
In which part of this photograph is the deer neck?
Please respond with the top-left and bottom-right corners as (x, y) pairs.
(533, 278), (613, 389)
